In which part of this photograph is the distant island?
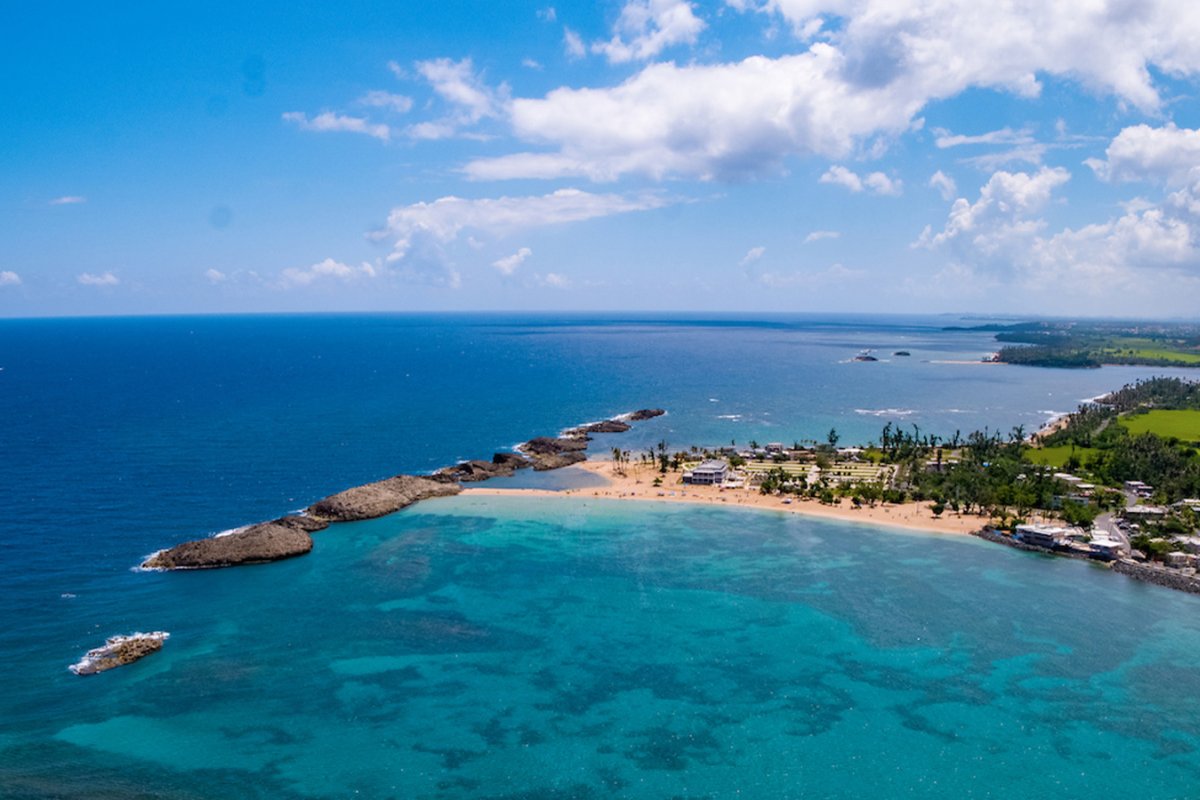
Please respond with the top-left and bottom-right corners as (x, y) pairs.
(946, 319), (1200, 368)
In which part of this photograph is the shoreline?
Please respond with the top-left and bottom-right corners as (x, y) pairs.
(463, 460), (988, 537)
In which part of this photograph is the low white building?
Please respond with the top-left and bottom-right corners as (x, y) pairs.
(684, 460), (729, 485)
(1015, 523), (1079, 548)
(1089, 536), (1126, 560)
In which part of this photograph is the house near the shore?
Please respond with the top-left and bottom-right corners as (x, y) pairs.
(1165, 551), (1193, 569)
(1124, 480), (1154, 498)
(684, 459), (730, 486)
(1015, 523), (1080, 549)
(1088, 536), (1126, 560)
(1124, 505), (1168, 522)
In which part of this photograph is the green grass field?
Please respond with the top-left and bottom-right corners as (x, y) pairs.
(1120, 409), (1200, 442)
(1026, 444), (1098, 468)
(1102, 338), (1200, 365)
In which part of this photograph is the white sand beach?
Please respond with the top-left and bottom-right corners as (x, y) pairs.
(463, 460), (988, 537)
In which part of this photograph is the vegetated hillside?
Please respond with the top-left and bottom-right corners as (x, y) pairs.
(1037, 377), (1200, 501)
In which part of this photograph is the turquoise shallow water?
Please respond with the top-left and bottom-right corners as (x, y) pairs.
(4, 313), (1200, 798)
(10, 496), (1200, 798)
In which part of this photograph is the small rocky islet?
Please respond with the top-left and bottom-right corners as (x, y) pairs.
(69, 632), (170, 676)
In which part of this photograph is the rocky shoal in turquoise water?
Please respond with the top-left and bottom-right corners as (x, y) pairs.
(7, 496), (1200, 799)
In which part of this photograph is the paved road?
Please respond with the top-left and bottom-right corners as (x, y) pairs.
(1093, 489), (1141, 551)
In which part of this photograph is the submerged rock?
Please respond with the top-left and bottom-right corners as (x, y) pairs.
(142, 515), (324, 570)
(627, 408), (666, 421)
(307, 475), (461, 522)
(70, 632), (169, 675)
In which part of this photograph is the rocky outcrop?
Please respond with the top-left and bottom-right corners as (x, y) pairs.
(143, 406), (664, 571)
(530, 451), (588, 471)
(492, 452), (531, 470)
(1112, 559), (1200, 595)
(434, 453), (532, 483)
(307, 475), (461, 522)
(142, 515), (324, 570)
(565, 419), (632, 437)
(520, 436), (591, 470)
(522, 436), (589, 455)
(70, 632), (169, 675)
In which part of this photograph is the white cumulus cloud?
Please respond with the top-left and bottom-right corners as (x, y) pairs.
(933, 127), (1035, 149)
(50, 196), (86, 205)
(417, 58), (500, 121)
(380, 189), (668, 289)
(804, 230), (840, 243)
(820, 165), (902, 195)
(282, 111), (390, 141)
(918, 166), (1070, 252)
(492, 247), (533, 275)
(385, 188), (669, 257)
(358, 90), (414, 114)
(77, 271), (119, 286)
(564, 28), (587, 58)
(593, 0), (706, 63)
(465, 1), (1200, 182)
(1086, 124), (1200, 186)
(536, 272), (570, 288)
(278, 258), (377, 288)
(204, 269), (227, 284)
(915, 160), (1200, 313)
(739, 246), (766, 267)
(928, 170), (957, 201)
(0, 270), (21, 286)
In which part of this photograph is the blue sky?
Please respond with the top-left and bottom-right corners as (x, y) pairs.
(4, 0), (1200, 317)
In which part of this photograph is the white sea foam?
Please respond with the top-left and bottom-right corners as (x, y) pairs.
(132, 550), (168, 573)
(213, 524), (250, 539)
(716, 414), (742, 420)
(855, 408), (916, 417)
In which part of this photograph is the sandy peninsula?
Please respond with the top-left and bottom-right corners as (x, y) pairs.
(463, 460), (988, 537)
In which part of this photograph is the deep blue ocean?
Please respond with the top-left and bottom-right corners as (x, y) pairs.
(3, 313), (1199, 798)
